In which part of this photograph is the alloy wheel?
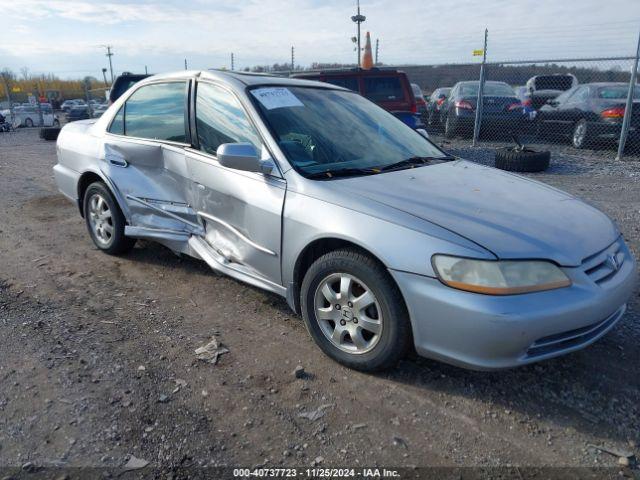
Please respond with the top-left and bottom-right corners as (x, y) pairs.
(87, 193), (114, 246)
(313, 273), (383, 354)
(573, 121), (587, 148)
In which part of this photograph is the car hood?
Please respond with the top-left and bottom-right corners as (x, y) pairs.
(327, 160), (618, 266)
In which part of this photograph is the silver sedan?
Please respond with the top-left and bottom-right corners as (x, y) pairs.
(53, 70), (637, 371)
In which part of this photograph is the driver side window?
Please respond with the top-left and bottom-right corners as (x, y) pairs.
(195, 82), (261, 156)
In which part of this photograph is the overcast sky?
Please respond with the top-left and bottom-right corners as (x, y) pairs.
(2, 0), (640, 79)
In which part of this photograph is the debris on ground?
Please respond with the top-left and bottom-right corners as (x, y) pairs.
(587, 444), (634, 459)
(293, 365), (306, 379)
(122, 455), (150, 471)
(298, 404), (333, 422)
(194, 337), (229, 365)
(393, 436), (408, 449)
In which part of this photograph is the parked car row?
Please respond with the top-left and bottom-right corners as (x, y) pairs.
(6, 104), (60, 128)
(422, 74), (638, 149)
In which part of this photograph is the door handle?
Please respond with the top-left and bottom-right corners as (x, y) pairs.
(108, 158), (128, 167)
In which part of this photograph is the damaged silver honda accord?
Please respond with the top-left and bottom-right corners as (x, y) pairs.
(54, 70), (637, 371)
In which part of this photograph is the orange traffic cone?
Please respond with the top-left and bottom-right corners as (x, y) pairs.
(362, 31), (374, 70)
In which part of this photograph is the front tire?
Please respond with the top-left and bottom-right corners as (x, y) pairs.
(25, 118), (34, 128)
(83, 182), (136, 255)
(300, 249), (411, 371)
(572, 119), (591, 149)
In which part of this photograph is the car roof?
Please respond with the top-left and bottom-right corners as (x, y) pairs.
(138, 70), (345, 92)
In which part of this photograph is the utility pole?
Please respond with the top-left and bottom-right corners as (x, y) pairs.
(231, 53), (235, 71)
(351, 0), (366, 67)
(472, 28), (488, 147)
(375, 38), (379, 65)
(616, 29), (640, 160)
(291, 46), (295, 72)
(145, 65), (148, 75)
(1, 73), (11, 106)
(103, 45), (114, 85)
(101, 68), (108, 87)
(184, 59), (188, 70)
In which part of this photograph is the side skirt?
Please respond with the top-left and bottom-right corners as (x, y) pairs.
(188, 236), (287, 297)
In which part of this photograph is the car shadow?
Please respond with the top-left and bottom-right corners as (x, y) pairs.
(124, 241), (638, 446)
(382, 321), (639, 446)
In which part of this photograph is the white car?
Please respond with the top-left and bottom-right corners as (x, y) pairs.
(13, 105), (60, 128)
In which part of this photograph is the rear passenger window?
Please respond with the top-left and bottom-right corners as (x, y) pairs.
(121, 82), (187, 142)
(195, 82), (261, 155)
(325, 77), (359, 92)
(363, 77), (403, 101)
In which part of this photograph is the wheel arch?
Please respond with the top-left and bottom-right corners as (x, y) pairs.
(77, 170), (128, 221)
(290, 237), (404, 315)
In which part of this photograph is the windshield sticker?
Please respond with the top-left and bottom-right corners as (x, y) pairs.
(251, 87), (304, 110)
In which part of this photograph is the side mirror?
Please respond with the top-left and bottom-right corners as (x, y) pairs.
(216, 143), (273, 174)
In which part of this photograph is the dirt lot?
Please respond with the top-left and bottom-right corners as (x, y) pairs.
(0, 128), (639, 479)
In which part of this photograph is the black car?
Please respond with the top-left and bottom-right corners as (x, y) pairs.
(440, 81), (525, 138)
(536, 82), (640, 149)
(426, 87), (451, 127)
(109, 72), (151, 105)
(66, 105), (90, 122)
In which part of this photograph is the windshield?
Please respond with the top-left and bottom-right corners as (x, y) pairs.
(460, 82), (515, 97)
(597, 86), (640, 99)
(250, 86), (447, 177)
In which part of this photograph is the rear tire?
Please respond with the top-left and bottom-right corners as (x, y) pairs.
(25, 118), (34, 128)
(495, 147), (550, 173)
(83, 182), (136, 255)
(300, 249), (412, 372)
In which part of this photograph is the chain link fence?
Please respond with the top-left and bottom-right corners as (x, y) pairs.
(404, 39), (640, 162)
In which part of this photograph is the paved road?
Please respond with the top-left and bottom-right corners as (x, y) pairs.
(0, 129), (638, 478)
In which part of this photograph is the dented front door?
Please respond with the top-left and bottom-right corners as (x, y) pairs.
(187, 149), (285, 285)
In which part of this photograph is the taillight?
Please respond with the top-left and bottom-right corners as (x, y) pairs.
(437, 98), (445, 106)
(601, 106), (625, 119)
(455, 100), (473, 110)
(410, 103), (417, 113)
(507, 102), (523, 111)
(522, 98), (532, 107)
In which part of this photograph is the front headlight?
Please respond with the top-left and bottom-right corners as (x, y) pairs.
(432, 255), (571, 295)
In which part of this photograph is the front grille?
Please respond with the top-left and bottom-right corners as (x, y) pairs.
(525, 306), (624, 358)
(581, 238), (625, 285)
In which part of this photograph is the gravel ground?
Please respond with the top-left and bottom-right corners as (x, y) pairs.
(0, 128), (639, 479)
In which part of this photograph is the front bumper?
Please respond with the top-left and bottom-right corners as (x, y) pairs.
(390, 239), (637, 370)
